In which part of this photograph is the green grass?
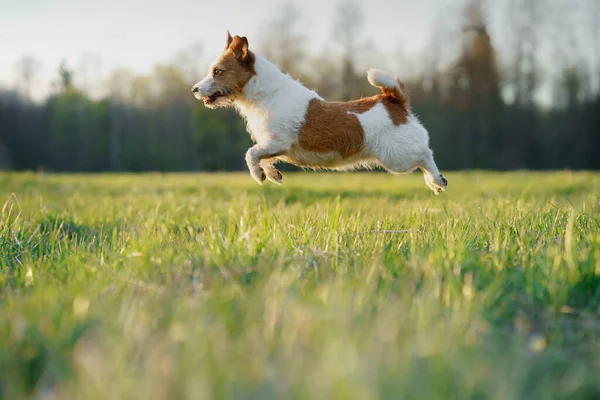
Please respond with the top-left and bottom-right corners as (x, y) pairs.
(1, 170), (599, 399)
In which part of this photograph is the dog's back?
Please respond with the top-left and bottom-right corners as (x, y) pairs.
(282, 71), (423, 170)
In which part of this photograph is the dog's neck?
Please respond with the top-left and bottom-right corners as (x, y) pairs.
(234, 55), (319, 113)
(241, 55), (286, 102)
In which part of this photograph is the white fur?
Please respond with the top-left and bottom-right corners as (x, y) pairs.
(233, 56), (325, 183)
(367, 69), (398, 91)
(193, 51), (447, 193)
(235, 56), (321, 145)
(195, 75), (214, 99)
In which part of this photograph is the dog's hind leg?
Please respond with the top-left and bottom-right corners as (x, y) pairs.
(378, 149), (447, 194)
(420, 150), (448, 195)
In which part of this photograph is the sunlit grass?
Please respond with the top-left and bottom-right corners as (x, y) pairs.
(1, 170), (599, 399)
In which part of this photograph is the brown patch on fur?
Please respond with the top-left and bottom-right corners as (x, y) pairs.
(298, 98), (372, 157)
(210, 35), (256, 99)
(375, 82), (410, 126)
(380, 95), (409, 126)
(298, 94), (410, 156)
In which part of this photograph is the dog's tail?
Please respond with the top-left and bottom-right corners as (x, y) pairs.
(366, 69), (410, 109)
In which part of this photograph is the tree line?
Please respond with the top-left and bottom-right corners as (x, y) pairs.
(1, 0), (599, 172)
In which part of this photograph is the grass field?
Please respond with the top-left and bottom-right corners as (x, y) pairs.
(1, 171), (600, 399)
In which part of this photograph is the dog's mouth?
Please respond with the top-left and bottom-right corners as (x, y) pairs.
(203, 90), (227, 105)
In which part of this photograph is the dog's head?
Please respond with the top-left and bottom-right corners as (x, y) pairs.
(191, 31), (256, 108)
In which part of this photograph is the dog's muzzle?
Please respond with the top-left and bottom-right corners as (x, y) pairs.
(191, 84), (206, 101)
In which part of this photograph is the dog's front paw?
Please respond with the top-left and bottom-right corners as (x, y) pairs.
(249, 167), (266, 185)
(265, 168), (283, 185)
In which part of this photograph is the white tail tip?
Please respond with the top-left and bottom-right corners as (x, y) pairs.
(367, 69), (398, 90)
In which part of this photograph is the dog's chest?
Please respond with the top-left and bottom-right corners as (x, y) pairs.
(236, 102), (272, 144)
(236, 91), (317, 145)
(244, 112), (271, 144)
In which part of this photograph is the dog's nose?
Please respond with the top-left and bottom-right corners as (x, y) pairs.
(191, 86), (199, 93)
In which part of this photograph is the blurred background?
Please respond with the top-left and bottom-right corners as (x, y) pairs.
(1, 0), (598, 172)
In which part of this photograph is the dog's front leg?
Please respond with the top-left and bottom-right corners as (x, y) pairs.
(245, 144), (287, 185)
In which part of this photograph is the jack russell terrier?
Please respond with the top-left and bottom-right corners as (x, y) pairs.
(192, 32), (448, 194)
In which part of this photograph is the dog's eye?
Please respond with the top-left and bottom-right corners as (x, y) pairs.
(213, 68), (222, 77)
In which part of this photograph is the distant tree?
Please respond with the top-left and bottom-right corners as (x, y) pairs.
(427, 24), (445, 103)
(0, 140), (12, 170)
(56, 60), (74, 92)
(77, 53), (102, 95)
(333, 0), (364, 58)
(175, 42), (205, 83)
(308, 53), (340, 100)
(587, 92), (600, 169)
(258, 1), (309, 81)
(151, 65), (192, 105)
(14, 56), (39, 99)
(504, 0), (544, 108)
(586, 0), (600, 167)
(554, 66), (589, 110)
(190, 106), (250, 171)
(332, 0), (371, 100)
(587, 0), (600, 93)
(448, 0), (505, 168)
(106, 69), (134, 101)
(548, 65), (595, 168)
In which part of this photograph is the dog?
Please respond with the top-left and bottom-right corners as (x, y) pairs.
(192, 32), (448, 194)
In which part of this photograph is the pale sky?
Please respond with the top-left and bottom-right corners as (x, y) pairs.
(1, 0), (597, 102)
(0, 0), (464, 95)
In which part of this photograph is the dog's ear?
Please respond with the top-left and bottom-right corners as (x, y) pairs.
(230, 35), (250, 61)
(225, 30), (233, 50)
